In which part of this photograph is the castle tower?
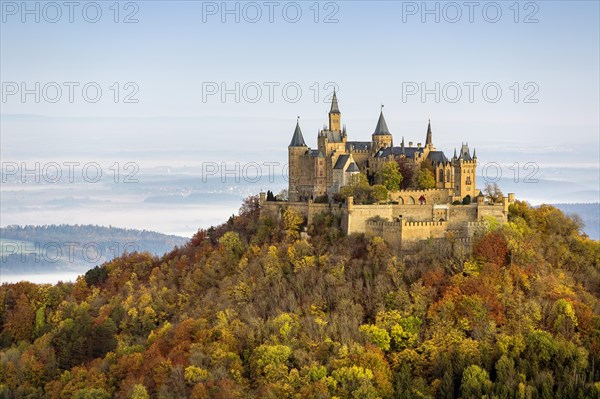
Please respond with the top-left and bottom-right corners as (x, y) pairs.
(372, 107), (393, 152)
(453, 142), (477, 201)
(328, 90), (341, 132)
(288, 117), (308, 202)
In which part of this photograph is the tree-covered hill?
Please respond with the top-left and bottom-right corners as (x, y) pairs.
(0, 225), (188, 275)
(550, 203), (600, 240)
(0, 198), (599, 398)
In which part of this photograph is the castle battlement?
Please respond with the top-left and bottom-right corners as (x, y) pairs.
(466, 221), (484, 227)
(403, 220), (445, 227)
(366, 221), (402, 227)
(397, 188), (444, 193)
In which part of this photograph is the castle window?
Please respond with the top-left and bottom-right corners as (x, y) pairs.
(446, 170), (450, 182)
(439, 170), (444, 182)
(466, 177), (471, 185)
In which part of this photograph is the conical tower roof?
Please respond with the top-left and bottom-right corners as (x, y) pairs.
(425, 119), (432, 145)
(373, 110), (391, 135)
(330, 90), (340, 114)
(289, 118), (307, 147)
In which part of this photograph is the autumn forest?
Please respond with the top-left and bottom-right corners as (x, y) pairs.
(0, 197), (599, 399)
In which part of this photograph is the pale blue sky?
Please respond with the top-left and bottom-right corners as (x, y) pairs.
(1, 1), (599, 161)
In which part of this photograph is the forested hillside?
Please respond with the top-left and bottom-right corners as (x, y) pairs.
(551, 203), (600, 240)
(0, 197), (599, 398)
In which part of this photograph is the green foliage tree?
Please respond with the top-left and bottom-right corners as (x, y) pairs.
(460, 365), (492, 399)
(417, 169), (435, 189)
(375, 161), (403, 191)
(218, 231), (244, 260)
(282, 208), (304, 240)
(340, 173), (372, 204)
(360, 324), (391, 351)
(371, 185), (389, 203)
(129, 384), (150, 399)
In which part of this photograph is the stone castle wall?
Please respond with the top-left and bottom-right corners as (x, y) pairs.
(259, 191), (513, 252)
(365, 221), (403, 250)
(389, 188), (452, 205)
(260, 197), (343, 226)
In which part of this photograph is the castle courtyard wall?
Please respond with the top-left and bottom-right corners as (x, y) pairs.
(260, 192), (514, 252)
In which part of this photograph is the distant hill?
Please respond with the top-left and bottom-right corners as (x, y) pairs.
(550, 203), (600, 240)
(0, 224), (188, 275)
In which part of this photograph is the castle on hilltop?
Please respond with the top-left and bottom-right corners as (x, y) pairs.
(288, 90), (477, 203)
(261, 91), (515, 252)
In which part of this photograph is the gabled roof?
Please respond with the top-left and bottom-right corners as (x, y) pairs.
(373, 111), (391, 135)
(333, 154), (350, 170)
(346, 162), (360, 172)
(427, 150), (448, 164)
(289, 120), (306, 147)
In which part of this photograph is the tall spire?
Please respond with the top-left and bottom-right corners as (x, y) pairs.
(373, 109), (391, 135)
(472, 148), (477, 159)
(330, 90), (340, 114)
(401, 136), (405, 152)
(425, 119), (432, 146)
(453, 148), (457, 159)
(289, 116), (306, 147)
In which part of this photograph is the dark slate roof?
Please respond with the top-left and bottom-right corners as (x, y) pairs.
(459, 143), (472, 160)
(289, 120), (306, 147)
(310, 149), (319, 157)
(330, 91), (340, 114)
(333, 154), (350, 170)
(373, 111), (391, 135)
(322, 130), (344, 143)
(425, 120), (432, 145)
(346, 162), (360, 172)
(346, 141), (372, 151)
(403, 147), (423, 158)
(375, 146), (423, 158)
(427, 150), (448, 164)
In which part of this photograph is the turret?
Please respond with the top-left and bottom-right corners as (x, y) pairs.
(289, 117), (307, 148)
(372, 106), (393, 151)
(453, 142), (477, 201)
(328, 90), (341, 132)
(288, 117), (308, 201)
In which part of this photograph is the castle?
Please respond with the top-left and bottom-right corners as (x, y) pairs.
(261, 91), (515, 251)
(288, 90), (477, 203)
